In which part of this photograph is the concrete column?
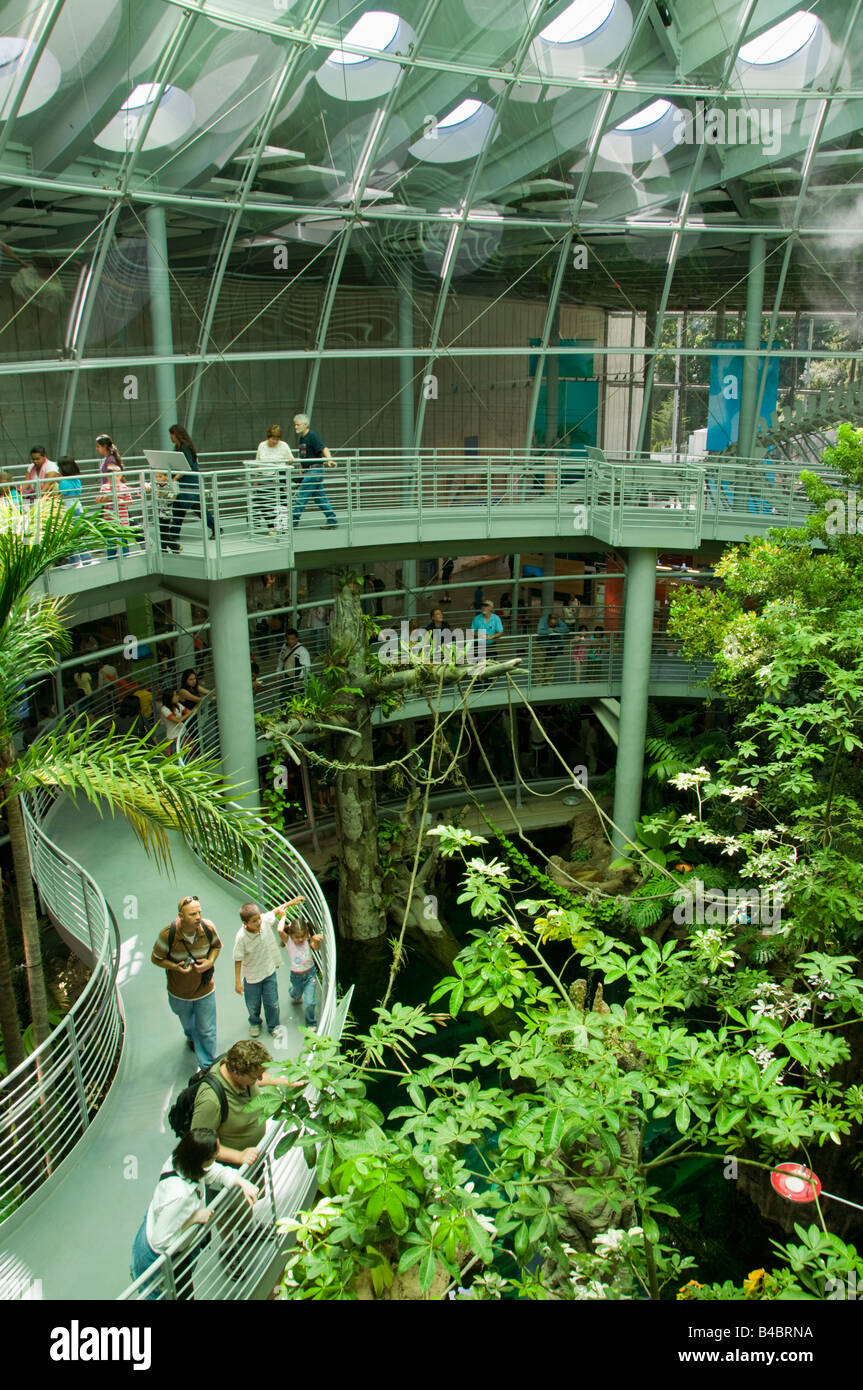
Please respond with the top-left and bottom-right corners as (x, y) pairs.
(146, 205), (178, 434)
(737, 234), (766, 459)
(611, 547), (657, 855)
(209, 577), (259, 805)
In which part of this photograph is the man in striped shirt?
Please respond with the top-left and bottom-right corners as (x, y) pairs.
(151, 896), (222, 1068)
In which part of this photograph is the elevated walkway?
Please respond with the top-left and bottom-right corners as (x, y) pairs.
(1, 772), (338, 1301)
(31, 450), (826, 600)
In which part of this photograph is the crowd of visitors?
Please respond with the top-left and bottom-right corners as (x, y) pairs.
(1, 413), (344, 561)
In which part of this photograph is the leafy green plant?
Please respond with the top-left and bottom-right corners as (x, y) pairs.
(261, 827), (863, 1300)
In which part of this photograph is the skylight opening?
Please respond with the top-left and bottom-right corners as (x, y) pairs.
(328, 11), (400, 65)
(437, 99), (482, 129)
(614, 98), (671, 131)
(121, 83), (170, 110)
(738, 11), (818, 65)
(0, 37), (27, 71)
(539, 0), (615, 45)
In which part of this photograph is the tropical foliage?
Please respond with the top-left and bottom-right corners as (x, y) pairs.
(255, 827), (863, 1300)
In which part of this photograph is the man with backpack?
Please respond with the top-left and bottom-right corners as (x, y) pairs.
(187, 1040), (282, 1165)
(151, 895), (222, 1069)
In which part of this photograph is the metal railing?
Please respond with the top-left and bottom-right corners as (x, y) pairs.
(9, 453), (832, 578)
(116, 698), (340, 1300)
(250, 630), (714, 725)
(0, 787), (124, 1226)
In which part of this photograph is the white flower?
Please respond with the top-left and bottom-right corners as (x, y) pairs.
(594, 1228), (626, 1254)
(466, 857), (508, 878)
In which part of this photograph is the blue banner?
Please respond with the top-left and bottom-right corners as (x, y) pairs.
(706, 341), (779, 451)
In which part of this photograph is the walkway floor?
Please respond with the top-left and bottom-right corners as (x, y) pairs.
(2, 786), (580, 1298)
(0, 798), (306, 1301)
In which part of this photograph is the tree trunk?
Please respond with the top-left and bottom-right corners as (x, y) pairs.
(330, 579), (387, 941)
(0, 871), (24, 1071)
(3, 786), (51, 1045)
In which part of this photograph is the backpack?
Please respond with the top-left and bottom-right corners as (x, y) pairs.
(168, 1058), (228, 1139)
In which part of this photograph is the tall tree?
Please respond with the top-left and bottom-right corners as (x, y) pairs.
(262, 574), (521, 941)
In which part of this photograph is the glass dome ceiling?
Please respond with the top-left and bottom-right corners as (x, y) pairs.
(0, 0), (861, 458)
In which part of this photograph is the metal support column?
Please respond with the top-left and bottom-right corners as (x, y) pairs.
(398, 270), (417, 616)
(737, 234), (766, 459)
(172, 598), (196, 670)
(611, 548), (657, 855)
(209, 577), (259, 805)
(146, 205), (178, 435)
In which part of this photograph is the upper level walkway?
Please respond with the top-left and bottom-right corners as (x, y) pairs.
(22, 450), (827, 597)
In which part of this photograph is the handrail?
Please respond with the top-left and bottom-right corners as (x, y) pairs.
(12, 454), (832, 582)
(115, 696), (339, 1300)
(0, 786), (124, 1226)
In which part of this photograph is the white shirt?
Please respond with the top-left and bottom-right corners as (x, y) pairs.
(276, 641), (311, 680)
(27, 458), (60, 481)
(233, 912), (282, 984)
(146, 1158), (239, 1253)
(160, 702), (186, 738)
(255, 440), (294, 479)
(284, 936), (314, 973)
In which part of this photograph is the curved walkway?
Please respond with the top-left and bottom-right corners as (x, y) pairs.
(35, 451), (826, 599)
(0, 795), (322, 1300)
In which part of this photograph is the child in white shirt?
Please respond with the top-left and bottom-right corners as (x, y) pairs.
(233, 896), (304, 1036)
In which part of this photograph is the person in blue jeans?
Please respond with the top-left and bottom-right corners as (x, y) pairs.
(292, 413), (338, 528)
(151, 895), (221, 1068)
(164, 424), (218, 550)
(278, 916), (323, 1028)
(57, 457), (92, 566)
(233, 895), (305, 1037)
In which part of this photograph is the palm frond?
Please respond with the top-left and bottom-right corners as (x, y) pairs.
(0, 593), (74, 746)
(6, 719), (268, 874)
(0, 501), (129, 630)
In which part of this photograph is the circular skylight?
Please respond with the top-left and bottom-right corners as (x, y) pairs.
(0, 36), (26, 70)
(94, 85), (195, 152)
(539, 0), (615, 44)
(614, 98), (671, 131)
(437, 99), (482, 130)
(328, 11), (400, 64)
(738, 11), (818, 65)
(121, 84), (171, 110)
(0, 36), (61, 116)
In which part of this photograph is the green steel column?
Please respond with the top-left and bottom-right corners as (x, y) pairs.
(125, 593), (155, 678)
(209, 577), (259, 805)
(737, 234), (766, 459)
(542, 554), (555, 616)
(146, 205), (178, 432)
(399, 270), (417, 618)
(172, 597), (195, 670)
(611, 547), (657, 855)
